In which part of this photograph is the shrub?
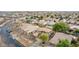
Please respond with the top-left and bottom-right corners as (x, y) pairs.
(53, 22), (69, 32)
(77, 37), (79, 41)
(39, 33), (49, 44)
(71, 37), (79, 47)
(50, 15), (54, 18)
(74, 29), (79, 33)
(38, 16), (43, 20)
(56, 39), (70, 47)
(73, 29), (79, 36)
(71, 39), (77, 45)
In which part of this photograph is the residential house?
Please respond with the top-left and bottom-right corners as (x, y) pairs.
(69, 24), (79, 30)
(20, 23), (39, 33)
(49, 32), (77, 45)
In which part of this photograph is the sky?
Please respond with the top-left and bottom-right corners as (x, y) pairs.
(0, 0), (79, 11)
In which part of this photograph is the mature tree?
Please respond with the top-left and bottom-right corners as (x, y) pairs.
(53, 22), (69, 32)
(39, 33), (49, 44)
(56, 39), (70, 47)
